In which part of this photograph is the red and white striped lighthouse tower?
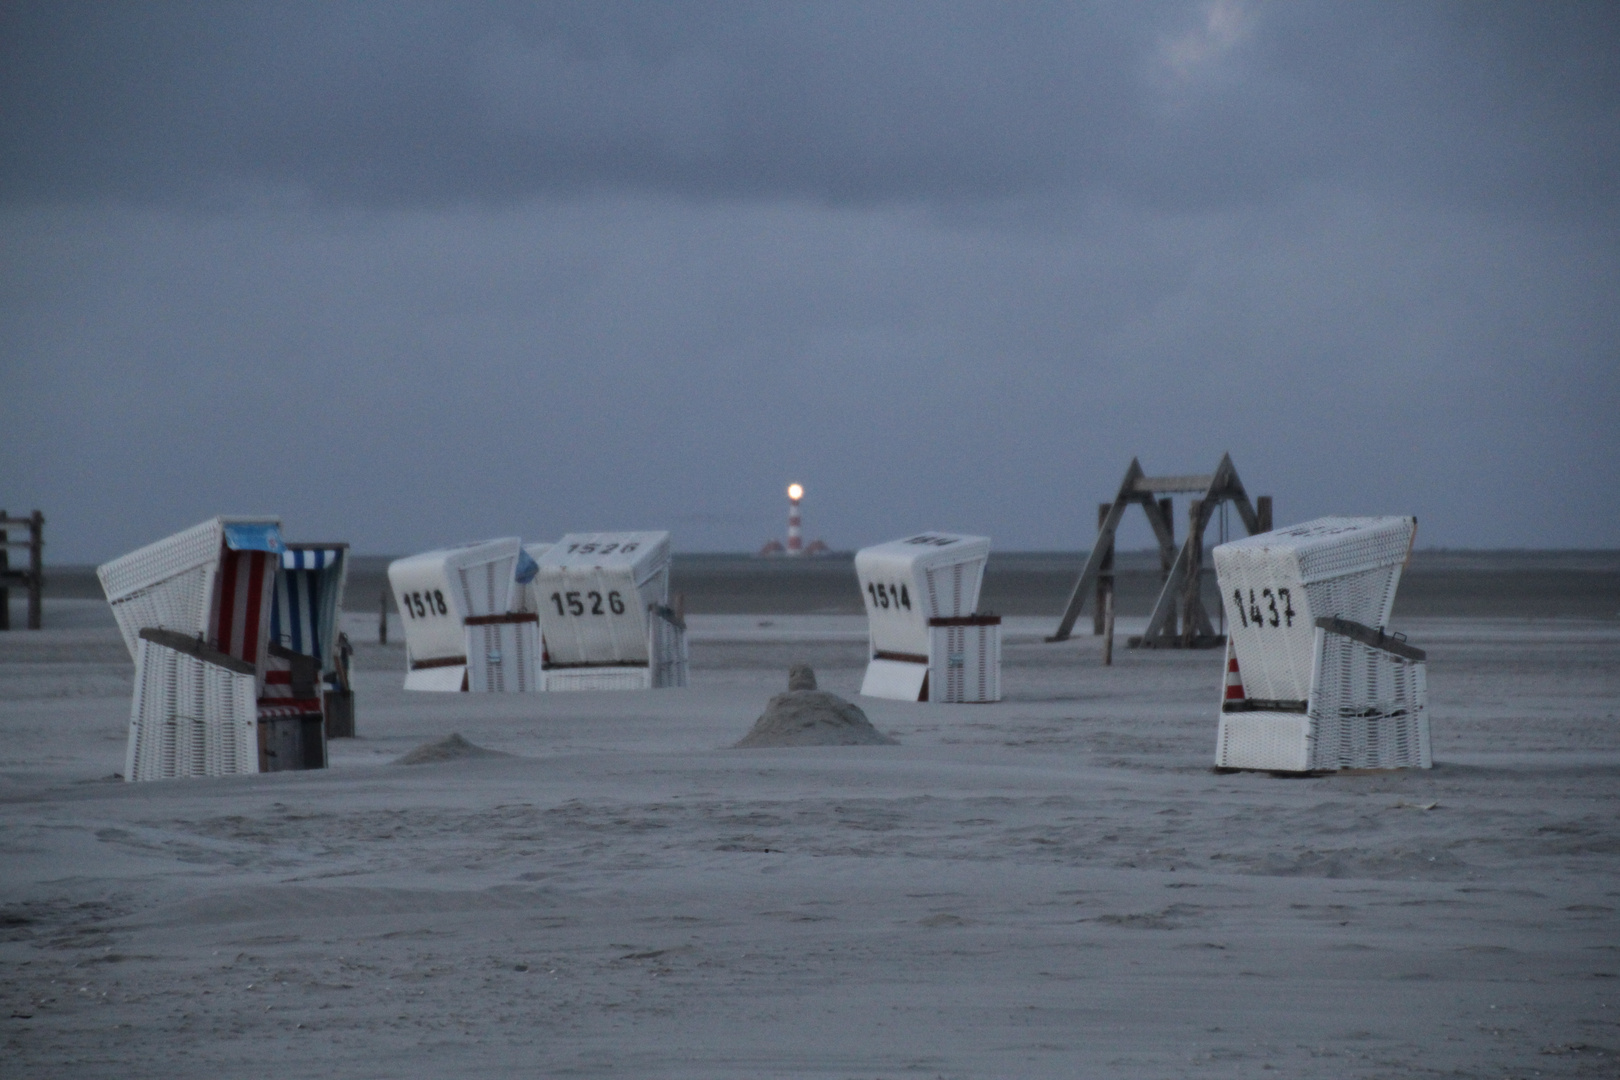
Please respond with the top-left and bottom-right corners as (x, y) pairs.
(786, 483), (804, 556)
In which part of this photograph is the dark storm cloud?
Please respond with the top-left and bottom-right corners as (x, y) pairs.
(3, 1), (1616, 217)
(3, 2), (1617, 559)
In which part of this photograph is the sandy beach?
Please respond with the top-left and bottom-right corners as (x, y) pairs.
(8, 2), (1617, 1073)
(2, 591), (1618, 1077)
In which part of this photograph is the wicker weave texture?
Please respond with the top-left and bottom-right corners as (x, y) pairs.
(1212, 623), (1431, 772)
(107, 564), (215, 661)
(1215, 712), (1311, 772)
(204, 663), (260, 775)
(1214, 517), (1412, 704)
(100, 520), (227, 660)
(97, 519), (223, 602)
(531, 613), (685, 692)
(1294, 518), (1415, 582)
(855, 534), (990, 660)
(1216, 517), (1414, 583)
(928, 623), (1001, 703)
(535, 533), (672, 668)
(126, 638), (258, 781)
(1304, 565), (1402, 630)
(125, 640), (177, 781)
(1307, 626), (1430, 770)
(650, 613), (689, 689)
(636, 566), (672, 622)
(542, 667), (653, 692)
(449, 545), (521, 618)
(465, 621), (540, 692)
(100, 517), (290, 663)
(923, 560), (985, 620)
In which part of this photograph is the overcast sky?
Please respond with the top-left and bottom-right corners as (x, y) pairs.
(3, 1), (1616, 562)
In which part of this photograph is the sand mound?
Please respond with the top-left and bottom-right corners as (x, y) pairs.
(734, 691), (896, 747)
(394, 733), (507, 765)
(735, 666), (897, 748)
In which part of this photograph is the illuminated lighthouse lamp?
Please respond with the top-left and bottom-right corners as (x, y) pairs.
(534, 531), (688, 691)
(855, 532), (999, 703)
(1214, 516), (1429, 772)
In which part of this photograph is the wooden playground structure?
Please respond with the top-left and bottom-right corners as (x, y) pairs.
(1047, 455), (1271, 649)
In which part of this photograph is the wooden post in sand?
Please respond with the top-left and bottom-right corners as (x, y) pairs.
(1181, 498), (1206, 648)
(27, 512), (42, 630)
(0, 510), (44, 631)
(0, 511), (8, 632)
(1158, 497), (1177, 640)
(1102, 588), (1115, 666)
(1092, 502), (1114, 636)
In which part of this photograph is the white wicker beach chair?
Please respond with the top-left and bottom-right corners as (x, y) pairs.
(100, 518), (333, 780)
(534, 532), (686, 690)
(855, 533), (1000, 702)
(1213, 516), (1430, 772)
(388, 537), (528, 691)
(126, 629), (260, 781)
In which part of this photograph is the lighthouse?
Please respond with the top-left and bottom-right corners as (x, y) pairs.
(786, 483), (804, 555)
(760, 483), (826, 557)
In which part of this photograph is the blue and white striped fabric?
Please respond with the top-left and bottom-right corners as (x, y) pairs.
(270, 548), (344, 662)
(281, 548), (338, 571)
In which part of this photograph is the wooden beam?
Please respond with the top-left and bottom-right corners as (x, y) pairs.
(1154, 497), (1175, 575)
(139, 627), (256, 675)
(1102, 589), (1115, 666)
(1139, 540), (1187, 642)
(1181, 498), (1205, 647)
(1315, 616), (1426, 661)
(1132, 474), (1214, 494)
(25, 510), (42, 630)
(1048, 459), (1144, 641)
(1092, 502), (1113, 636)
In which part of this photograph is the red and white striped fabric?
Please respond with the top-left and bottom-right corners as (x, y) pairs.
(210, 548), (275, 673)
(257, 700), (322, 718)
(261, 654), (296, 698)
(1224, 652), (1246, 702)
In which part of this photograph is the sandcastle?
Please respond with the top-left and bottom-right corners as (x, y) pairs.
(734, 665), (898, 748)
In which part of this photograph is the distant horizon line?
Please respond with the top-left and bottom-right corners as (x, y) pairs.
(37, 545), (1620, 570)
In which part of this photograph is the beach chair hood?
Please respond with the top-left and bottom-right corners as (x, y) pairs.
(98, 516), (285, 670)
